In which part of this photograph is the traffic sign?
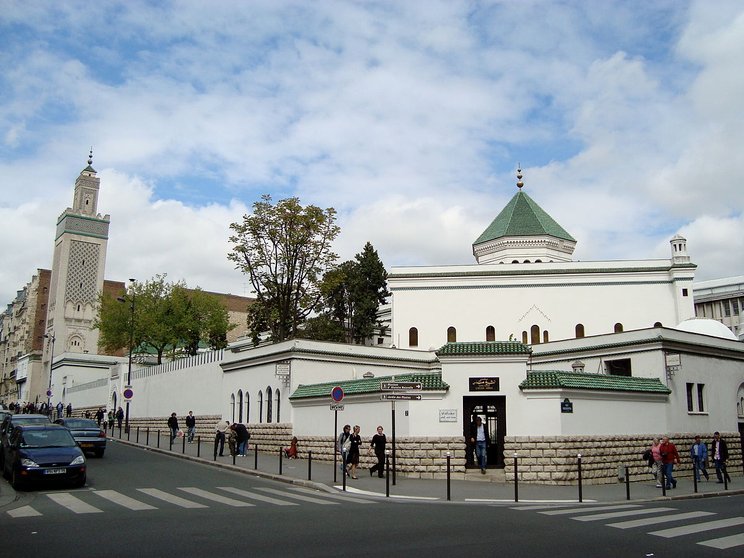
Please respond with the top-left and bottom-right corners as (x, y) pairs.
(380, 381), (422, 391)
(123, 387), (134, 401)
(331, 386), (344, 402)
(330, 403), (345, 411)
(381, 394), (422, 401)
(46, 389), (53, 397)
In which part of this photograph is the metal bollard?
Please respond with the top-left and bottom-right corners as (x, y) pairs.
(446, 452), (451, 501)
(232, 451), (236, 465)
(514, 453), (519, 503)
(254, 444), (258, 470)
(136, 427), (140, 444)
(157, 430), (161, 449)
(625, 465), (630, 500)
(308, 450), (312, 481)
(724, 466), (729, 490)
(385, 451), (390, 498)
(661, 467), (666, 496)
(146, 428), (150, 446)
(279, 447), (283, 475)
(214, 436), (218, 461)
(197, 436), (201, 458)
(577, 454), (583, 503)
(693, 468), (698, 493)
(342, 449), (347, 491)
(182, 433), (186, 453)
(127, 425), (130, 441)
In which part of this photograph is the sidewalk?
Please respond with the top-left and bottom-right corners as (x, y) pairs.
(109, 430), (744, 505)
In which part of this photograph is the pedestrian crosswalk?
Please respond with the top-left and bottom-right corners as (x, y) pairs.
(5, 485), (377, 518)
(511, 502), (744, 551)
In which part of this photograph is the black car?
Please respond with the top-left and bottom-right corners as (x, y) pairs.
(2, 424), (86, 490)
(0, 414), (51, 470)
(54, 417), (107, 457)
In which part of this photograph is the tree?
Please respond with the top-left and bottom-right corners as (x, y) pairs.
(228, 195), (340, 344)
(95, 275), (235, 363)
(303, 242), (390, 344)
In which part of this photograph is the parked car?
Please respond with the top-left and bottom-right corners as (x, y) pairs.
(0, 414), (51, 470)
(54, 417), (107, 457)
(2, 424), (86, 490)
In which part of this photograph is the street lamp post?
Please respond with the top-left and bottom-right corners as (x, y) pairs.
(44, 332), (55, 415)
(117, 278), (136, 433)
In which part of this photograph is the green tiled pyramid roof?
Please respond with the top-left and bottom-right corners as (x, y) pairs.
(436, 341), (532, 356)
(519, 371), (671, 394)
(474, 191), (575, 245)
(289, 372), (448, 400)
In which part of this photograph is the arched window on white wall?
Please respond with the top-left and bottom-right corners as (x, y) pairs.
(486, 325), (495, 342)
(266, 386), (273, 423)
(244, 392), (250, 424)
(237, 390), (243, 423)
(275, 389), (281, 423)
(258, 391), (263, 424)
(230, 393), (235, 423)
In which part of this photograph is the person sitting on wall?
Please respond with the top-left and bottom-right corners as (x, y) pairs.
(284, 437), (299, 459)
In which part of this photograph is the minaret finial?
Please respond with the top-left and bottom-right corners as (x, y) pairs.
(516, 163), (524, 189)
(88, 147), (93, 166)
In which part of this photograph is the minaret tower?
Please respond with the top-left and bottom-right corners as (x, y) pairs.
(40, 150), (110, 399)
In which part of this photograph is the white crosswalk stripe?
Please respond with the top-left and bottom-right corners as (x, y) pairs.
(649, 517), (744, 538)
(256, 487), (339, 505)
(46, 492), (103, 514)
(136, 488), (208, 508)
(539, 504), (640, 516)
(7, 505), (41, 518)
(289, 486), (378, 504)
(699, 533), (744, 550)
(91, 489), (157, 510)
(572, 507), (677, 522)
(607, 511), (715, 529)
(217, 486), (298, 506)
(178, 487), (254, 507)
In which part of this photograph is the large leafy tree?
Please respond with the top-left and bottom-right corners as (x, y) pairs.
(96, 275), (234, 363)
(304, 242), (390, 344)
(228, 195), (340, 344)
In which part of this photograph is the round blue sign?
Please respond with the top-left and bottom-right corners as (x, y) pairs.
(331, 386), (344, 402)
(46, 389), (52, 397)
(123, 388), (134, 400)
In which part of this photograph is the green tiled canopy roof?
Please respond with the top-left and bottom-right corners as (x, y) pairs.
(474, 191), (575, 245)
(436, 341), (532, 356)
(290, 372), (449, 400)
(519, 371), (671, 394)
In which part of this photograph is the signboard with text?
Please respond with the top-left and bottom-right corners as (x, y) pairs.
(469, 377), (500, 391)
(381, 393), (422, 401)
(380, 381), (422, 391)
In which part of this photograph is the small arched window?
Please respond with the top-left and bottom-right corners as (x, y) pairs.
(512, 260), (520, 264)
(486, 325), (495, 342)
(230, 393), (235, 423)
(447, 327), (457, 343)
(543, 330), (549, 343)
(530, 325), (540, 344)
(614, 323), (624, 333)
(244, 392), (250, 424)
(654, 322), (662, 327)
(237, 390), (243, 422)
(258, 391), (263, 424)
(575, 324), (585, 338)
(521, 331), (528, 344)
(409, 327), (418, 347)
(275, 389), (281, 423)
(266, 386), (273, 423)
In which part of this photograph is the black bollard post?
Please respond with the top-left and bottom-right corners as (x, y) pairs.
(254, 444), (258, 470)
(214, 435), (218, 461)
(385, 451), (390, 498)
(693, 467), (698, 493)
(146, 428), (150, 447)
(279, 447), (283, 475)
(577, 454), (583, 503)
(136, 427), (140, 444)
(182, 433), (186, 453)
(342, 450), (347, 492)
(308, 450), (313, 481)
(514, 453), (519, 503)
(625, 466), (630, 500)
(724, 466), (729, 490)
(169, 432), (173, 451)
(446, 452), (451, 501)
(157, 430), (161, 449)
(661, 467), (666, 496)
(197, 436), (201, 458)
(127, 425), (131, 441)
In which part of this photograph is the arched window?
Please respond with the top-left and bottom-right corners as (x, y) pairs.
(244, 393), (250, 424)
(266, 386), (273, 423)
(654, 322), (662, 327)
(409, 327), (418, 347)
(237, 390), (243, 423)
(486, 325), (495, 342)
(530, 325), (540, 344)
(275, 389), (281, 423)
(543, 330), (549, 343)
(575, 324), (585, 338)
(447, 327), (457, 343)
(512, 260), (520, 264)
(258, 391), (263, 424)
(614, 323), (624, 333)
(230, 393), (235, 423)
(521, 331), (528, 344)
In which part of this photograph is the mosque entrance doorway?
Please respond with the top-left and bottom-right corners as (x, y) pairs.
(463, 396), (506, 469)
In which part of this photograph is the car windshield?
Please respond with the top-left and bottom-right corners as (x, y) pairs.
(62, 419), (99, 429)
(14, 416), (50, 425)
(20, 430), (77, 448)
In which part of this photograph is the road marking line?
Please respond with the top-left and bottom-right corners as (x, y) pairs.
(698, 533), (744, 550)
(217, 487), (298, 506)
(256, 487), (339, 505)
(178, 487), (254, 507)
(136, 488), (207, 508)
(46, 493), (103, 514)
(341, 486), (438, 500)
(650, 517), (744, 538)
(290, 486), (378, 504)
(572, 508), (676, 522)
(91, 490), (157, 510)
(8, 505), (42, 518)
(540, 504), (641, 516)
(509, 503), (596, 509)
(607, 511), (715, 529)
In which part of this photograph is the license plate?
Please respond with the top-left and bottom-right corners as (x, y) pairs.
(80, 443), (93, 447)
(44, 468), (66, 475)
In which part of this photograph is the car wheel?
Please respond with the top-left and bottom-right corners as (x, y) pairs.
(10, 468), (25, 491)
(94, 449), (104, 458)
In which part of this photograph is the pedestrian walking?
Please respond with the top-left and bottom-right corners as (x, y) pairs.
(660, 435), (680, 489)
(185, 411), (196, 443)
(56, 401), (64, 420)
(168, 412), (179, 442)
(368, 425), (386, 478)
(95, 407), (105, 426)
(116, 407), (124, 429)
(710, 431), (732, 484)
(226, 424), (238, 457)
(107, 409), (115, 431)
(66, 403), (72, 417)
(469, 416), (489, 474)
(337, 424), (352, 476)
(690, 435), (709, 481)
(348, 426), (362, 479)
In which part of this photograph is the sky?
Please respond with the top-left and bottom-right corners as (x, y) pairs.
(1, 0), (743, 306)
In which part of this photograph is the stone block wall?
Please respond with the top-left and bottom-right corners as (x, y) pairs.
(503, 433), (742, 485)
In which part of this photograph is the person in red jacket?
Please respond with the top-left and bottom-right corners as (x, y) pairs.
(660, 436), (681, 489)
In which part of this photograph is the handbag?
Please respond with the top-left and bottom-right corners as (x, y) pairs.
(341, 435), (351, 453)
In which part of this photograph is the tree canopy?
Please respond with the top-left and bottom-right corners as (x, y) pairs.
(95, 275), (235, 364)
(228, 195), (340, 344)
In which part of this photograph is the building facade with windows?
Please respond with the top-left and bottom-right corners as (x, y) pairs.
(693, 275), (744, 341)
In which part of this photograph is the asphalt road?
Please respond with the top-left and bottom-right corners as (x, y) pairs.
(1, 440), (743, 557)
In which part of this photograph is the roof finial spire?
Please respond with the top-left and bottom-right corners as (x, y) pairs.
(516, 163), (524, 189)
(88, 147), (93, 166)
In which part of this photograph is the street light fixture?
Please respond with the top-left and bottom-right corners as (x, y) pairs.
(117, 278), (136, 432)
(43, 332), (55, 416)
